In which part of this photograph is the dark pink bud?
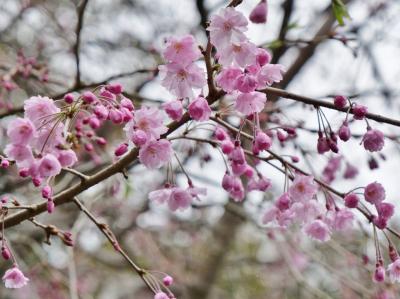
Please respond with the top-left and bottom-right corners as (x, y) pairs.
(373, 216), (387, 229)
(229, 145), (246, 165)
(283, 127), (296, 135)
(82, 91), (97, 104)
(84, 143), (94, 152)
(64, 93), (74, 104)
(120, 98), (134, 111)
(94, 105), (109, 120)
(114, 143), (128, 156)
(256, 48), (271, 66)
(163, 275), (174, 287)
(222, 172), (234, 191)
(277, 130), (287, 142)
(291, 156), (300, 163)
(329, 140), (339, 153)
(41, 185), (52, 199)
(333, 95), (347, 109)
(47, 199), (55, 213)
(1, 247), (11, 260)
(19, 168), (29, 178)
(249, 0), (267, 24)
(105, 83), (123, 94)
(231, 161), (247, 176)
(373, 264), (385, 283)
(88, 117), (101, 129)
(96, 137), (107, 146)
(352, 104), (368, 120)
(100, 89), (114, 100)
(255, 131), (272, 151)
(221, 140), (234, 154)
(215, 127), (228, 141)
(120, 107), (133, 122)
(338, 122), (351, 141)
(109, 109), (123, 124)
(276, 193), (290, 211)
(243, 165), (254, 178)
(0, 159), (9, 168)
(317, 137), (330, 154)
(62, 232), (74, 247)
(368, 157), (379, 170)
(344, 193), (359, 208)
(32, 177), (42, 187)
(131, 130), (147, 146)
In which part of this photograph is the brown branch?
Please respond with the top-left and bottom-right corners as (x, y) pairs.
(73, 0), (90, 88)
(262, 86), (400, 127)
(72, 197), (154, 291)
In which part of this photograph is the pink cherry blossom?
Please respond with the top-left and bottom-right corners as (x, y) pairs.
(24, 96), (60, 126)
(38, 154), (62, 178)
(332, 209), (354, 231)
(4, 144), (33, 167)
(364, 182), (385, 205)
(208, 7), (248, 51)
(57, 149), (78, 167)
(125, 106), (168, 141)
(304, 219), (331, 242)
(139, 139), (172, 169)
(362, 128), (385, 152)
(235, 72), (258, 93)
(254, 131), (272, 152)
(2, 266), (29, 289)
(291, 200), (323, 223)
(257, 64), (285, 87)
(218, 41), (257, 67)
(235, 91), (266, 115)
(188, 96), (212, 121)
(168, 187), (192, 211)
(163, 35), (201, 65)
(256, 48), (272, 66)
(249, 0), (267, 24)
(275, 192), (291, 211)
(7, 117), (35, 145)
(163, 100), (183, 121)
(159, 62), (206, 98)
(288, 174), (318, 202)
(215, 67), (242, 93)
(377, 202), (394, 219)
(388, 259), (400, 283)
(344, 193), (359, 208)
(148, 187), (173, 204)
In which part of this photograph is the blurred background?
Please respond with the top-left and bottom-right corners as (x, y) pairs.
(1, 0), (400, 298)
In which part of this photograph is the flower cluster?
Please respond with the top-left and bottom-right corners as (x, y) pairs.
(262, 174), (354, 242)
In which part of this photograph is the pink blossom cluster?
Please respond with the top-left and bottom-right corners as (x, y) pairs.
(262, 174), (354, 242)
(209, 7), (284, 115)
(5, 96), (76, 185)
(149, 183), (206, 212)
(216, 126), (272, 201)
(332, 96), (385, 153)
